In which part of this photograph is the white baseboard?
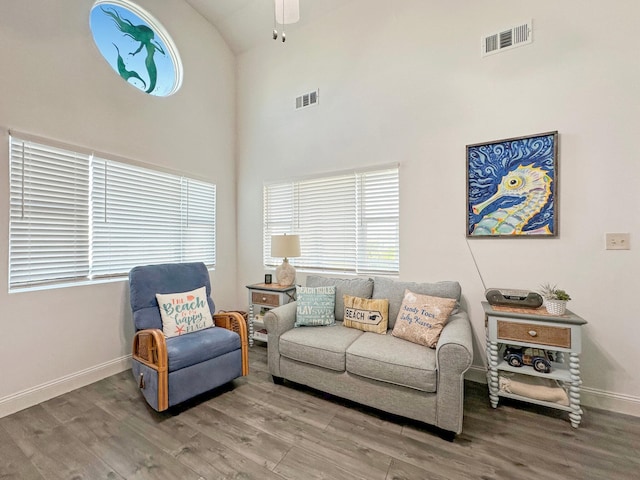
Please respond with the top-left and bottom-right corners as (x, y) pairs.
(580, 386), (640, 418)
(4, 359), (639, 420)
(465, 365), (489, 384)
(0, 355), (132, 419)
(465, 366), (640, 418)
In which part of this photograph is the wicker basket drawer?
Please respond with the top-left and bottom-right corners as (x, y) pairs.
(497, 320), (571, 348)
(251, 291), (280, 307)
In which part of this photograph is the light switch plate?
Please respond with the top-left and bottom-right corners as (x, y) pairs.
(605, 233), (630, 250)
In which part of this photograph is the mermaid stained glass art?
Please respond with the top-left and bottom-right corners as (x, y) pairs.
(90, 0), (182, 97)
(466, 131), (558, 237)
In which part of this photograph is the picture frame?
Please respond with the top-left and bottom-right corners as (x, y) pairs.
(264, 274), (272, 284)
(466, 131), (558, 237)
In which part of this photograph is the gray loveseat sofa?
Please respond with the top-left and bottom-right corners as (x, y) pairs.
(264, 276), (474, 435)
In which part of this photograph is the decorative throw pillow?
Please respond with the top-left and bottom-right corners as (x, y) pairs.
(306, 276), (374, 321)
(372, 276), (461, 329)
(155, 286), (214, 338)
(343, 295), (389, 334)
(295, 285), (336, 327)
(391, 289), (456, 348)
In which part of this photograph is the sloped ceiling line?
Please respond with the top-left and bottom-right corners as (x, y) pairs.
(184, 0), (356, 54)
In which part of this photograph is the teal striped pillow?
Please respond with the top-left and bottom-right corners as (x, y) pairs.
(295, 285), (336, 327)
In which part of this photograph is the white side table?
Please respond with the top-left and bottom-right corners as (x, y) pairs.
(246, 283), (296, 346)
(483, 301), (587, 427)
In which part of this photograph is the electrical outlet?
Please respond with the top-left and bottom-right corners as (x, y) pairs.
(605, 233), (630, 250)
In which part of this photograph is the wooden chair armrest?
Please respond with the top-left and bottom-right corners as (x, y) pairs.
(132, 329), (167, 371)
(132, 329), (169, 411)
(214, 311), (249, 376)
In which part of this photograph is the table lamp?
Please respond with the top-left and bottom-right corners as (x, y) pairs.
(271, 234), (300, 286)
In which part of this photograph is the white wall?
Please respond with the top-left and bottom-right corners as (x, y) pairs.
(236, 0), (640, 415)
(0, 0), (238, 416)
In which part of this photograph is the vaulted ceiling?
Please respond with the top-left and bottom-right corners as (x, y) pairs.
(185, 0), (355, 54)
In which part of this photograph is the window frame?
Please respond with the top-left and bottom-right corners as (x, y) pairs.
(8, 131), (216, 292)
(89, 0), (183, 97)
(263, 165), (400, 276)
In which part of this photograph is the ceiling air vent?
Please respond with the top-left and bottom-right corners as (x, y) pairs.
(482, 21), (532, 57)
(295, 89), (319, 110)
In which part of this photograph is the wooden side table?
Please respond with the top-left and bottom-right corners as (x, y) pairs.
(246, 283), (296, 346)
(483, 301), (587, 427)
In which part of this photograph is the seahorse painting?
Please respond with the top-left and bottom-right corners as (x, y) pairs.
(467, 133), (557, 236)
(101, 6), (166, 94)
(471, 164), (552, 235)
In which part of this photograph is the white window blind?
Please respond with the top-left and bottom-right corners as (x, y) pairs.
(8, 134), (216, 290)
(91, 159), (216, 277)
(357, 169), (400, 273)
(263, 166), (399, 275)
(180, 178), (217, 264)
(9, 138), (90, 288)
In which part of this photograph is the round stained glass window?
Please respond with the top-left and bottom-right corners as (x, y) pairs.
(90, 0), (182, 96)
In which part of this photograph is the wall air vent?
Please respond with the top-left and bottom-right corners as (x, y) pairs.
(482, 21), (532, 57)
(295, 89), (319, 110)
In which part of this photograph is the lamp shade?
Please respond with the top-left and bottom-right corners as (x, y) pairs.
(271, 234), (300, 258)
(274, 0), (300, 25)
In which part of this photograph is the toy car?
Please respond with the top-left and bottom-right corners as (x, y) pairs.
(503, 346), (552, 373)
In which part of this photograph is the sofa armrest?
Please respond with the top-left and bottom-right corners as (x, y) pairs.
(264, 301), (297, 337)
(214, 311), (249, 376)
(434, 311), (474, 434)
(132, 328), (169, 411)
(435, 312), (473, 373)
(264, 301), (297, 377)
(132, 328), (167, 370)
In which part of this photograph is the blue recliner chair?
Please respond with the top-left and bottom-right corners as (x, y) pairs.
(129, 262), (248, 411)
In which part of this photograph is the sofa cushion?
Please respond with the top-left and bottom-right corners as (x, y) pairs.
(166, 327), (240, 373)
(391, 290), (456, 348)
(295, 285), (336, 327)
(280, 323), (363, 371)
(343, 295), (389, 334)
(346, 332), (437, 392)
(306, 276), (374, 321)
(372, 276), (461, 328)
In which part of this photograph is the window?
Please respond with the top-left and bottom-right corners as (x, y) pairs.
(89, 0), (182, 96)
(8, 134), (216, 290)
(9, 141), (91, 287)
(263, 166), (399, 275)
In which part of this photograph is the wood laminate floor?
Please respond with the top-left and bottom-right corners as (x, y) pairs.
(1, 345), (638, 479)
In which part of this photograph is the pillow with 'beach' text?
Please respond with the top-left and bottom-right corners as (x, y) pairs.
(343, 295), (389, 334)
(156, 286), (213, 338)
(295, 285), (336, 327)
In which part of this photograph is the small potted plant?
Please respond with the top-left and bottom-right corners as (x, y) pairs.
(539, 283), (571, 315)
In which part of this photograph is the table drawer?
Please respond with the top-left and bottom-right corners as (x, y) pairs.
(497, 320), (571, 348)
(251, 291), (280, 307)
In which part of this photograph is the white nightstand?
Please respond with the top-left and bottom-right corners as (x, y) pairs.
(483, 301), (587, 427)
(246, 283), (296, 346)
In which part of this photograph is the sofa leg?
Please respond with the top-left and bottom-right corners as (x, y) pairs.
(272, 375), (284, 385)
(439, 430), (456, 442)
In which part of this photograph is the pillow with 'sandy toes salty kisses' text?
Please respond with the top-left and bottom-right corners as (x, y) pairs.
(391, 289), (456, 348)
